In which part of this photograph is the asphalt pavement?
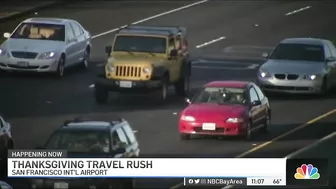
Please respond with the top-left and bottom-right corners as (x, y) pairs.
(0, 1), (336, 188)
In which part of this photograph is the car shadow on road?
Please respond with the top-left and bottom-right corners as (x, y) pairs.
(179, 121), (336, 143)
(266, 90), (336, 100)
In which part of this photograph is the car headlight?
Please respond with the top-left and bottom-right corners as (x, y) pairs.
(106, 64), (115, 72)
(258, 69), (271, 78)
(304, 74), (317, 80)
(181, 115), (195, 122)
(38, 51), (56, 59)
(226, 117), (244, 123)
(0, 48), (7, 56)
(143, 67), (151, 74)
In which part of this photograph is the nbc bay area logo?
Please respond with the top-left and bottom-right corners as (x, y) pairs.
(294, 164), (320, 179)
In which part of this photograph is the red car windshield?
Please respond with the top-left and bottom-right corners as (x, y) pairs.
(193, 87), (247, 105)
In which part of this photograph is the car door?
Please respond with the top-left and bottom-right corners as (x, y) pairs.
(121, 123), (139, 157)
(70, 22), (86, 64)
(64, 23), (77, 65)
(167, 37), (179, 82)
(0, 118), (4, 151)
(175, 34), (184, 77)
(325, 41), (336, 85)
(111, 127), (131, 158)
(253, 85), (268, 121)
(248, 87), (262, 127)
(0, 116), (11, 139)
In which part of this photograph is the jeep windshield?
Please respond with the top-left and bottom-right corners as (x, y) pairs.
(113, 35), (166, 54)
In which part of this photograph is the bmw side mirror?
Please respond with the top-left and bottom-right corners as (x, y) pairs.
(326, 56), (336, 62)
(261, 52), (268, 58)
(3, 32), (10, 39)
(251, 100), (261, 106)
(105, 45), (112, 55)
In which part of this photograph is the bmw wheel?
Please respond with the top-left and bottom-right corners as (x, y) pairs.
(321, 77), (332, 95)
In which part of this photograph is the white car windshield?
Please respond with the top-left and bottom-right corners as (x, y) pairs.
(11, 22), (65, 41)
(44, 131), (110, 153)
(193, 87), (247, 105)
(113, 36), (166, 53)
(270, 43), (325, 62)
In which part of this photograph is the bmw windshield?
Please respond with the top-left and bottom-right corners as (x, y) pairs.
(269, 43), (325, 62)
(113, 35), (167, 54)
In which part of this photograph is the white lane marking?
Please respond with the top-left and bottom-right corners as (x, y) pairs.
(193, 60), (259, 70)
(196, 36), (226, 48)
(246, 64), (259, 69)
(285, 6), (311, 16)
(91, 0), (208, 39)
(193, 65), (258, 70)
(89, 84), (95, 88)
(286, 131), (336, 158)
(222, 132), (336, 189)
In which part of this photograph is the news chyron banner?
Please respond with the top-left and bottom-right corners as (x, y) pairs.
(286, 158), (329, 186)
(8, 150), (287, 187)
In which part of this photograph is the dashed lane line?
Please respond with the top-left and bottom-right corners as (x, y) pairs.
(91, 0), (208, 39)
(285, 6), (311, 16)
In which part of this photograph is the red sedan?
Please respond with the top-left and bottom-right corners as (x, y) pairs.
(179, 81), (271, 140)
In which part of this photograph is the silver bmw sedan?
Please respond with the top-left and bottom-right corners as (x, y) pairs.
(0, 17), (92, 77)
(257, 38), (336, 94)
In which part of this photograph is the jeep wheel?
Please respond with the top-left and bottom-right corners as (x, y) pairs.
(95, 87), (108, 104)
(157, 76), (168, 103)
(174, 72), (189, 97)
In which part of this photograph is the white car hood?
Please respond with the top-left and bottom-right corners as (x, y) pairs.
(2, 38), (64, 52)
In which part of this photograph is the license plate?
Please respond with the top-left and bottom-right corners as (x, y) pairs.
(119, 81), (132, 88)
(202, 123), (216, 130)
(17, 61), (29, 67)
(54, 182), (68, 189)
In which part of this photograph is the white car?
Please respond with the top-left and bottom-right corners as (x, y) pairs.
(0, 17), (92, 77)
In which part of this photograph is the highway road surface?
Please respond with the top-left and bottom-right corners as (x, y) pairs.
(0, 1), (335, 188)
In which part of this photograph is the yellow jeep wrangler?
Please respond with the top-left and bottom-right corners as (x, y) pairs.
(94, 25), (191, 104)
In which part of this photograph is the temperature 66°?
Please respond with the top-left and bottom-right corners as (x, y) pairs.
(273, 179), (282, 184)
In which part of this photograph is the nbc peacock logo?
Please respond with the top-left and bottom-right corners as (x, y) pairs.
(294, 164), (320, 179)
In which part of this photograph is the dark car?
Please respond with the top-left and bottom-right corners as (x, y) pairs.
(31, 117), (139, 189)
(0, 114), (13, 179)
(0, 181), (13, 189)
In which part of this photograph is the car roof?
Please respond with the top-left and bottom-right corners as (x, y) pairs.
(204, 81), (249, 88)
(280, 38), (325, 45)
(22, 17), (72, 25)
(118, 25), (186, 37)
(59, 121), (117, 132)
